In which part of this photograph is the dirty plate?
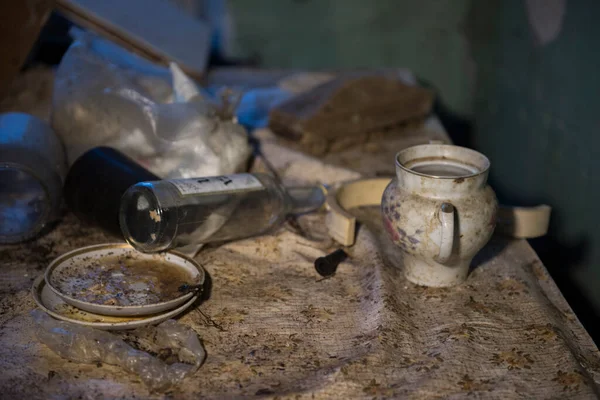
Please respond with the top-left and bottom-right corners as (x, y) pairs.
(44, 243), (204, 316)
(32, 275), (198, 330)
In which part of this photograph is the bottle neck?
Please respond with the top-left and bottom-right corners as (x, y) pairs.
(285, 186), (326, 215)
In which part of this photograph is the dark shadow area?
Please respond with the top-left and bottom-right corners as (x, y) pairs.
(417, 78), (474, 148)
(491, 180), (599, 345)
(178, 267), (212, 322)
(208, 49), (260, 68)
(529, 230), (598, 341)
(431, 96), (474, 148)
(469, 236), (512, 274)
(198, 267), (213, 303)
(24, 12), (73, 68)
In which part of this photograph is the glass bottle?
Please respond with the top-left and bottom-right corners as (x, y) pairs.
(0, 113), (67, 243)
(119, 173), (325, 252)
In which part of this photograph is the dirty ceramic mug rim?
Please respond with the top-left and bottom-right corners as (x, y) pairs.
(395, 144), (490, 180)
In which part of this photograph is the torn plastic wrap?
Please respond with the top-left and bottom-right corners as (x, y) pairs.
(32, 309), (206, 392)
(51, 30), (251, 179)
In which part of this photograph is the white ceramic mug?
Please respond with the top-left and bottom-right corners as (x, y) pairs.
(381, 144), (497, 287)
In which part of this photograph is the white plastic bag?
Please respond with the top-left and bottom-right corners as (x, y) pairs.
(32, 310), (206, 392)
(51, 30), (251, 179)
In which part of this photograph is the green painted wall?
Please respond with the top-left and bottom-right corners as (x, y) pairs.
(228, 0), (600, 320)
(229, 0), (474, 116)
(468, 0), (600, 312)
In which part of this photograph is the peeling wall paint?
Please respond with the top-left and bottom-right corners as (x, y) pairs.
(525, 0), (566, 46)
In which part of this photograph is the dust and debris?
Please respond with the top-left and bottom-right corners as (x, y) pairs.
(0, 210), (590, 398)
(149, 210), (161, 223)
(51, 255), (197, 306)
(0, 67), (598, 398)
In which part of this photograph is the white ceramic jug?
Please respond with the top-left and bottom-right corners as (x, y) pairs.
(381, 144), (497, 287)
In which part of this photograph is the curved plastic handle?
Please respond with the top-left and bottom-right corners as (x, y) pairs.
(436, 203), (455, 263)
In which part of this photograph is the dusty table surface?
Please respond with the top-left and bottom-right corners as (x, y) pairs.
(2, 141), (600, 399)
(1, 67), (599, 399)
(2, 209), (600, 399)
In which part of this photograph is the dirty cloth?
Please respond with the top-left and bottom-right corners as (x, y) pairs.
(1, 135), (599, 399)
(1, 69), (599, 399)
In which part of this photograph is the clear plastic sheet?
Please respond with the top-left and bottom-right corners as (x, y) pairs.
(32, 310), (206, 392)
(51, 30), (251, 179)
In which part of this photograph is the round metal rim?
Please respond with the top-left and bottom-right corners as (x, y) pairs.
(32, 275), (198, 330)
(395, 144), (491, 180)
(44, 243), (205, 316)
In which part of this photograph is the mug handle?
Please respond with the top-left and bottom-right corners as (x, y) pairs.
(436, 203), (455, 263)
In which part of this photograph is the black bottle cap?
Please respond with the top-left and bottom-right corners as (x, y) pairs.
(63, 147), (160, 238)
(314, 249), (348, 277)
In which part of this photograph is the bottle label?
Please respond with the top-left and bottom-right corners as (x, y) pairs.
(168, 174), (264, 196)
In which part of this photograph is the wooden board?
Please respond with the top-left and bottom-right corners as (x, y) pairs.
(269, 75), (435, 155)
(56, 0), (211, 80)
(0, 0), (53, 99)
